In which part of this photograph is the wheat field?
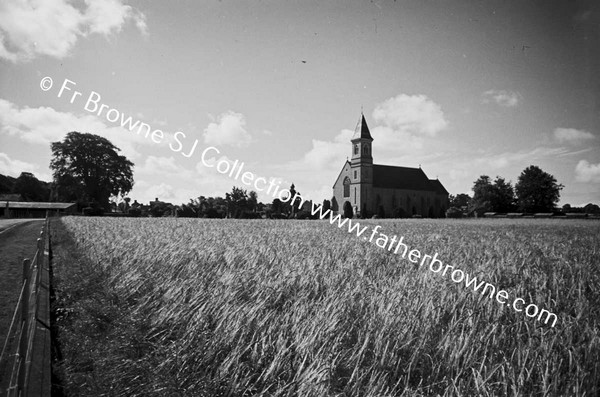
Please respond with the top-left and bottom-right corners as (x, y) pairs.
(50, 217), (600, 396)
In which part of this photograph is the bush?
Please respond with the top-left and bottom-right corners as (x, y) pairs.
(446, 207), (464, 218)
(343, 201), (353, 219)
(204, 208), (221, 218)
(82, 206), (104, 216)
(294, 210), (307, 219)
(128, 207), (141, 217)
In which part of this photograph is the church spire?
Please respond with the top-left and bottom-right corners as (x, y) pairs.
(352, 113), (373, 141)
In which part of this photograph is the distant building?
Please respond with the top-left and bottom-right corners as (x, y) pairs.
(332, 114), (449, 218)
(1, 201), (76, 218)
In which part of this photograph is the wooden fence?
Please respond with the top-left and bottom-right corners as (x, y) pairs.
(0, 218), (51, 396)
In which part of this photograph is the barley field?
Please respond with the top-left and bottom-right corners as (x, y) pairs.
(50, 217), (600, 396)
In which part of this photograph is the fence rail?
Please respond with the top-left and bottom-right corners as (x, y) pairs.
(0, 217), (51, 397)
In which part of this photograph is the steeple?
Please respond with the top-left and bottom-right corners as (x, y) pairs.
(350, 112), (373, 166)
(352, 113), (373, 141)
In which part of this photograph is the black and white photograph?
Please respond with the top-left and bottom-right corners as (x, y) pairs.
(0, 0), (599, 395)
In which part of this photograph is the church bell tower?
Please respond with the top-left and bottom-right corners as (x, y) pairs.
(350, 113), (374, 216)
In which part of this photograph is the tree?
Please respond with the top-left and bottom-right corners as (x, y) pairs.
(288, 183), (304, 217)
(470, 175), (494, 215)
(470, 175), (515, 214)
(50, 132), (134, 210)
(271, 198), (282, 215)
(489, 177), (515, 213)
(225, 186), (249, 218)
(343, 201), (353, 219)
(515, 166), (563, 212)
(449, 193), (471, 209)
(248, 191), (258, 213)
(12, 172), (50, 201)
(322, 199), (331, 213)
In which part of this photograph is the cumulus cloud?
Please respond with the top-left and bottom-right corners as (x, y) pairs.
(0, 98), (158, 160)
(575, 160), (600, 183)
(203, 111), (251, 147)
(372, 94), (448, 137)
(0, 0), (147, 62)
(143, 182), (175, 202)
(301, 129), (353, 170)
(554, 127), (595, 143)
(482, 90), (521, 107)
(0, 152), (40, 177)
(138, 156), (191, 177)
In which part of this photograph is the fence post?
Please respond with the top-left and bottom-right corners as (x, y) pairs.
(18, 258), (31, 393)
(36, 237), (43, 269)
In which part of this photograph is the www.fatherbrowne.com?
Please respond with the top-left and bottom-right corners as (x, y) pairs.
(304, 200), (558, 328)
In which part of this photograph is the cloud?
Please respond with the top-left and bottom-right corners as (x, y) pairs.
(554, 128), (595, 144)
(371, 125), (424, 155)
(0, 0), (147, 62)
(143, 182), (175, 202)
(203, 111), (251, 147)
(301, 129), (353, 170)
(0, 152), (40, 177)
(482, 90), (521, 107)
(85, 0), (147, 36)
(138, 156), (190, 177)
(372, 94), (448, 137)
(575, 160), (600, 183)
(0, 98), (166, 160)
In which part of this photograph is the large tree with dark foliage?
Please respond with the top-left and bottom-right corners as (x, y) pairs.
(12, 172), (51, 201)
(470, 175), (495, 215)
(50, 132), (134, 210)
(470, 175), (515, 214)
(449, 193), (471, 209)
(515, 165), (563, 212)
(489, 177), (515, 212)
(225, 186), (249, 218)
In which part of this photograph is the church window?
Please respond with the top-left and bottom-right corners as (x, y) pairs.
(354, 144), (358, 155)
(354, 187), (357, 203)
(363, 144), (369, 155)
(343, 177), (350, 197)
(354, 170), (357, 179)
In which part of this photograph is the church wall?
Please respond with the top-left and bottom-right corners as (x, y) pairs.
(371, 188), (448, 218)
(332, 162), (352, 213)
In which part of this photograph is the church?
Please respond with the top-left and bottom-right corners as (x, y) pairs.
(332, 114), (449, 218)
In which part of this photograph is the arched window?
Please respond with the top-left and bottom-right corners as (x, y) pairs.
(363, 144), (369, 155)
(354, 145), (358, 155)
(343, 177), (351, 197)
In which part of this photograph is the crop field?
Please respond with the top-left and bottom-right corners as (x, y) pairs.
(50, 217), (600, 396)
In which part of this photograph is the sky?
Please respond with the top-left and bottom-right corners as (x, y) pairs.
(0, 0), (599, 207)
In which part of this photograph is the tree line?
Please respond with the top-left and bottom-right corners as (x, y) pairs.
(5, 132), (598, 218)
(447, 165), (590, 217)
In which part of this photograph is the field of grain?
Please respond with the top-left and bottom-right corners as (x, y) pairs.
(49, 217), (600, 396)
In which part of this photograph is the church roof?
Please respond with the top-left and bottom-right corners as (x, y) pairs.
(373, 164), (445, 192)
(352, 114), (373, 141)
(429, 179), (449, 195)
